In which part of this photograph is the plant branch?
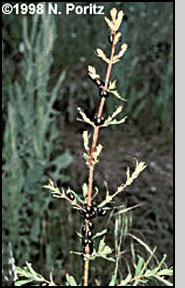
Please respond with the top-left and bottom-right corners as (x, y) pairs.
(43, 181), (84, 211)
(99, 160), (147, 207)
(83, 30), (117, 287)
(87, 30), (116, 207)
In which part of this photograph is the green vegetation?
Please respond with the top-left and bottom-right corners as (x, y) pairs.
(2, 7), (72, 285)
(2, 2), (173, 286)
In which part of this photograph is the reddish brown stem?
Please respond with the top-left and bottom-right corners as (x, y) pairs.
(83, 31), (116, 286)
(87, 31), (116, 207)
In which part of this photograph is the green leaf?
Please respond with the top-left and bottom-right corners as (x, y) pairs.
(82, 183), (88, 200)
(131, 241), (136, 268)
(69, 189), (84, 204)
(15, 279), (33, 286)
(129, 234), (159, 265)
(113, 32), (122, 45)
(154, 254), (167, 273)
(141, 246), (157, 275)
(108, 259), (119, 286)
(100, 255), (115, 262)
(109, 80), (117, 90)
(158, 268), (173, 276)
(70, 250), (83, 256)
(151, 275), (173, 286)
(49, 283), (57, 286)
(109, 90), (127, 102)
(95, 238), (115, 262)
(88, 65), (100, 80)
(104, 16), (116, 31)
(66, 273), (78, 286)
(76, 231), (82, 238)
(49, 273), (58, 286)
(16, 267), (32, 279)
(92, 186), (99, 200)
(114, 217), (119, 251)
(83, 131), (90, 152)
(110, 7), (117, 22)
(105, 116), (127, 127)
(83, 152), (89, 166)
(117, 43), (128, 58)
(98, 238), (107, 253)
(102, 106), (128, 127)
(98, 238), (113, 255)
(109, 275), (117, 286)
(77, 107), (94, 127)
(135, 256), (144, 275)
(144, 269), (155, 277)
(119, 273), (132, 286)
(96, 48), (110, 63)
(92, 229), (107, 240)
(26, 262), (38, 275)
(115, 11), (124, 31)
(126, 166), (130, 180)
(115, 203), (142, 215)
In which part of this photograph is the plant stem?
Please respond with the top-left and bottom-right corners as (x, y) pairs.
(87, 32), (116, 207)
(83, 31), (116, 286)
(83, 257), (90, 286)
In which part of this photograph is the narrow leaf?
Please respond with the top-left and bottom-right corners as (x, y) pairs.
(151, 275), (173, 286)
(114, 32), (122, 45)
(104, 17), (116, 31)
(82, 183), (88, 199)
(88, 65), (100, 80)
(129, 234), (159, 264)
(110, 7), (117, 22)
(109, 80), (117, 90)
(135, 256), (144, 275)
(157, 268), (173, 277)
(66, 274), (78, 286)
(96, 48), (110, 64)
(119, 273), (132, 286)
(118, 43), (128, 58)
(93, 229), (107, 240)
(77, 107), (94, 127)
(115, 11), (124, 31)
(83, 131), (90, 152)
(109, 90), (127, 102)
(115, 203), (142, 215)
(15, 279), (33, 286)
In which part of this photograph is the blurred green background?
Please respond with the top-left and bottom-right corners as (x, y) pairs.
(2, 2), (173, 286)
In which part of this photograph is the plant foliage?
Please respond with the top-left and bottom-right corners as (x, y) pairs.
(14, 6), (173, 287)
(2, 7), (72, 284)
